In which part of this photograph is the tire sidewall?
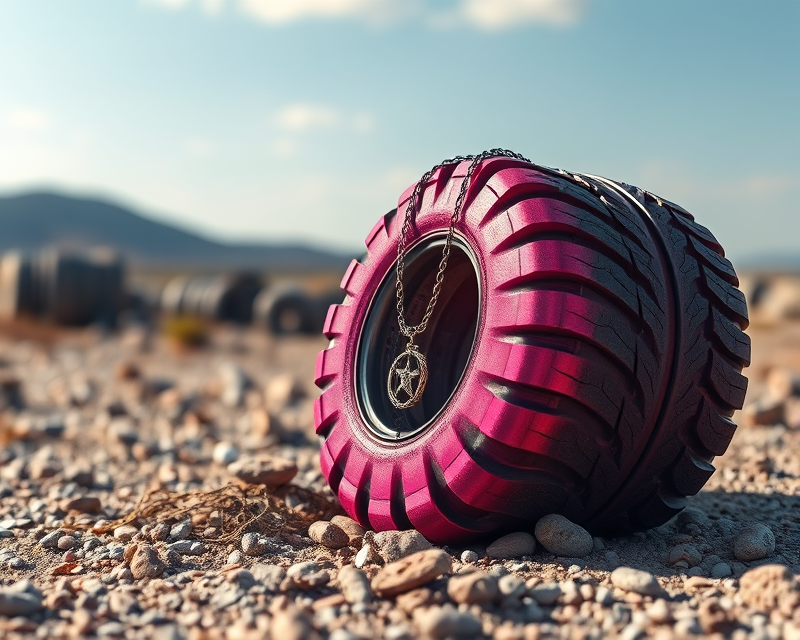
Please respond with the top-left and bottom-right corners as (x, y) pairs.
(340, 207), (488, 462)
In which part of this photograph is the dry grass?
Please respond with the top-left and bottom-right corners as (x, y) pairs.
(64, 483), (340, 545)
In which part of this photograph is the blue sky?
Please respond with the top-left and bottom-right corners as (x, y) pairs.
(0, 0), (797, 262)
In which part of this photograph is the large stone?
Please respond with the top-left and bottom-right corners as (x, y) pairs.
(228, 455), (297, 487)
(486, 532), (536, 559)
(371, 529), (432, 563)
(734, 523), (775, 561)
(534, 514), (593, 558)
(371, 549), (452, 598)
(739, 564), (800, 615)
(0, 580), (43, 617)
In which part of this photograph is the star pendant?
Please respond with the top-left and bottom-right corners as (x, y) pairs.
(394, 360), (420, 398)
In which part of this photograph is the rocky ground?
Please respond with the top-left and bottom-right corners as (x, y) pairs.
(0, 320), (799, 639)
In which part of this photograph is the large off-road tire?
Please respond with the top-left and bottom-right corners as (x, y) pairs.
(314, 158), (749, 542)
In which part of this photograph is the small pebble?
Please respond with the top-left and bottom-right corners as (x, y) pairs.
(169, 520), (192, 541)
(308, 521), (349, 549)
(337, 565), (372, 604)
(168, 540), (206, 555)
(113, 525), (138, 542)
(354, 544), (374, 568)
(610, 567), (665, 597)
(330, 515), (365, 546)
(447, 571), (498, 605)
(39, 530), (65, 549)
(57, 535), (75, 550)
(241, 532), (266, 556)
(529, 582), (561, 606)
(127, 543), (165, 580)
(460, 550), (479, 564)
(498, 574), (526, 599)
(669, 544), (702, 567)
(414, 605), (481, 639)
(212, 441), (239, 465)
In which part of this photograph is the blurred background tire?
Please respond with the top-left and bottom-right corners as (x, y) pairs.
(254, 286), (319, 335)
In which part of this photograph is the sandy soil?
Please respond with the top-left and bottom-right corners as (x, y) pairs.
(0, 320), (798, 639)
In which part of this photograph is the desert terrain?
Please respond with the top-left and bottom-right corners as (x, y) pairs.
(0, 279), (799, 640)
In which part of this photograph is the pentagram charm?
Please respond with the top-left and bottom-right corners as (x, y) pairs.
(387, 342), (428, 409)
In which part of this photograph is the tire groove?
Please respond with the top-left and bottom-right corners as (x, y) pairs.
(497, 271), (660, 356)
(483, 374), (618, 445)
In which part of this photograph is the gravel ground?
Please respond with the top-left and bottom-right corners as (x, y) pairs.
(0, 322), (798, 639)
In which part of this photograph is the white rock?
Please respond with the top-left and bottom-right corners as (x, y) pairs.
(212, 441), (239, 465)
(460, 550), (479, 564)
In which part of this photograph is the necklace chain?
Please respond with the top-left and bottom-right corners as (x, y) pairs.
(394, 148), (530, 340)
(388, 149), (530, 410)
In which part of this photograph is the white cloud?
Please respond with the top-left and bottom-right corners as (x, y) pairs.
(459, 0), (585, 29)
(239, 0), (415, 26)
(274, 104), (340, 132)
(4, 108), (52, 132)
(201, 0), (225, 15)
(142, 0), (586, 30)
(273, 104), (376, 135)
(143, 0), (192, 9)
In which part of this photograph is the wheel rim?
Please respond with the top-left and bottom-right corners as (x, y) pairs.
(356, 232), (481, 441)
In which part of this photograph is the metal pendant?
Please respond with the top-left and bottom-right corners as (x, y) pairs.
(387, 342), (428, 409)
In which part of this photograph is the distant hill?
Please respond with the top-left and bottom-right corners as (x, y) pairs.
(0, 191), (353, 272)
(736, 252), (800, 272)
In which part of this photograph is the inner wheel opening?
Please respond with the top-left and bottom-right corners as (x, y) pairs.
(357, 233), (481, 441)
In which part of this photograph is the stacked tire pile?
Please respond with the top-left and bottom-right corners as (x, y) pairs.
(160, 273), (340, 335)
(0, 249), (124, 326)
(160, 273), (264, 325)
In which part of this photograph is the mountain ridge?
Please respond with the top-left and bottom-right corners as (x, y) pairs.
(0, 191), (353, 272)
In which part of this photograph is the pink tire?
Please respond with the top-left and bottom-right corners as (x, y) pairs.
(315, 157), (749, 543)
